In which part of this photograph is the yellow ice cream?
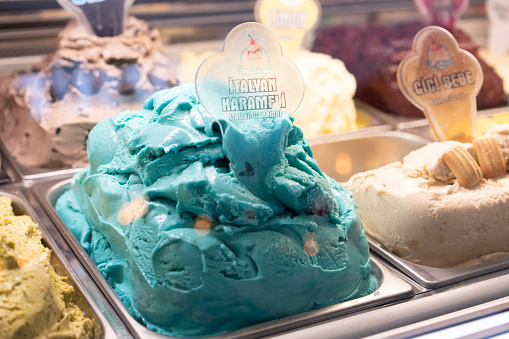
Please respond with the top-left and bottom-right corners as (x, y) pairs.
(0, 196), (95, 338)
(478, 111), (509, 135)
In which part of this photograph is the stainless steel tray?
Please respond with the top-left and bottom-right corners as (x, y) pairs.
(270, 266), (509, 338)
(353, 102), (430, 131)
(32, 178), (415, 339)
(0, 141), (20, 184)
(310, 130), (430, 183)
(310, 128), (509, 289)
(0, 185), (118, 338)
(305, 100), (394, 144)
(402, 105), (509, 141)
(368, 296), (509, 338)
(368, 237), (509, 289)
(17, 164), (85, 182)
(362, 99), (509, 132)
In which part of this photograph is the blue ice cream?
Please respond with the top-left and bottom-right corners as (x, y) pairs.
(56, 83), (378, 337)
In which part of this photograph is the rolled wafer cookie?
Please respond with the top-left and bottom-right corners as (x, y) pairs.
(473, 136), (507, 178)
(442, 146), (483, 188)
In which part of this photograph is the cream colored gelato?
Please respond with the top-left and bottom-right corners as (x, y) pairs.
(345, 125), (509, 268)
(292, 49), (357, 137)
(0, 196), (95, 338)
(177, 48), (358, 137)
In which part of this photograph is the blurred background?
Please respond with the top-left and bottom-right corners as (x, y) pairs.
(0, 0), (488, 58)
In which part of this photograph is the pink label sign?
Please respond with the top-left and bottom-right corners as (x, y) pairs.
(413, 0), (469, 30)
(56, 0), (134, 36)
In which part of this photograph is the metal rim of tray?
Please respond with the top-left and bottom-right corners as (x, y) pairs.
(33, 178), (415, 339)
(0, 140), (22, 183)
(368, 237), (509, 289)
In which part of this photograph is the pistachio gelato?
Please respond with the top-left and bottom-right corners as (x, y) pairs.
(0, 196), (95, 338)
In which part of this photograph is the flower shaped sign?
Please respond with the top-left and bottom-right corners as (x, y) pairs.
(56, 0), (135, 37)
(195, 22), (304, 124)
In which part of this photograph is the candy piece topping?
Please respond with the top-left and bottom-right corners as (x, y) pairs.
(473, 136), (507, 178)
(117, 198), (149, 225)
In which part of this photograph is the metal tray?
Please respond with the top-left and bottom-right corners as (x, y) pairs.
(270, 265), (509, 338)
(310, 130), (430, 183)
(32, 178), (415, 339)
(0, 185), (117, 338)
(353, 102), (430, 131)
(310, 128), (509, 289)
(368, 237), (509, 289)
(368, 296), (509, 338)
(402, 105), (509, 141)
(362, 99), (509, 132)
(0, 141), (21, 184)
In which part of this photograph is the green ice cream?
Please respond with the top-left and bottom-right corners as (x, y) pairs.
(0, 196), (95, 339)
(56, 83), (378, 337)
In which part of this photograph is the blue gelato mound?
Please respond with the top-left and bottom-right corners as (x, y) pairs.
(56, 83), (378, 337)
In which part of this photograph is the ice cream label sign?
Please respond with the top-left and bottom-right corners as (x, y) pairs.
(414, 0), (469, 30)
(397, 26), (483, 142)
(56, 0), (134, 36)
(487, 0), (509, 54)
(255, 0), (321, 59)
(196, 22), (304, 200)
(195, 22), (304, 123)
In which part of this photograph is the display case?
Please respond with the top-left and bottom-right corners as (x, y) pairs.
(1, 1), (509, 338)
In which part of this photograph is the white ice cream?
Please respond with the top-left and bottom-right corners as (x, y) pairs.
(292, 50), (357, 137)
(345, 125), (509, 268)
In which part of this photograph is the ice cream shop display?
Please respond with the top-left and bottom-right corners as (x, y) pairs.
(2, 1), (509, 338)
(53, 22), (379, 337)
